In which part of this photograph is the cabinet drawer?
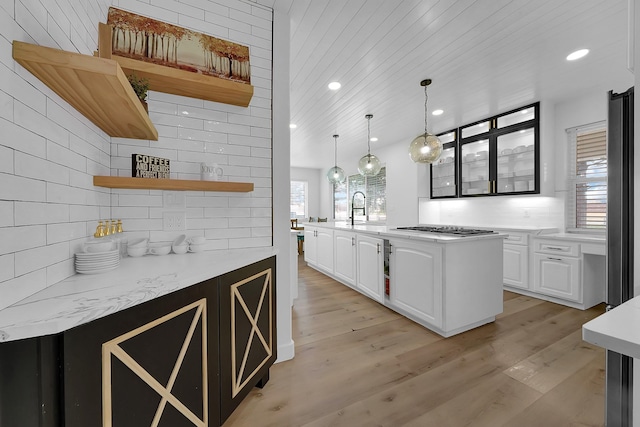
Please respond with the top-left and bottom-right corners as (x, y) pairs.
(503, 231), (528, 245)
(534, 239), (580, 257)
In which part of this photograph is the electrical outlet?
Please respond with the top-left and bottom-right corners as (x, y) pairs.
(523, 209), (530, 218)
(163, 212), (186, 231)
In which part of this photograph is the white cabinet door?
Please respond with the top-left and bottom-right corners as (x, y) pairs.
(334, 230), (356, 287)
(356, 235), (384, 303)
(315, 228), (334, 273)
(533, 254), (581, 302)
(503, 243), (529, 289)
(303, 227), (317, 265)
(389, 239), (443, 328)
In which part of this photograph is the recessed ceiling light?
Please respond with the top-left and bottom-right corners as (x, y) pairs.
(328, 81), (341, 90)
(432, 109), (444, 116)
(370, 137), (378, 142)
(289, 124), (297, 129)
(566, 49), (589, 61)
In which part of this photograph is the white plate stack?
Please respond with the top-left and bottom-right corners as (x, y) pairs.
(75, 249), (120, 274)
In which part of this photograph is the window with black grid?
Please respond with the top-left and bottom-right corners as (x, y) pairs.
(334, 168), (386, 221)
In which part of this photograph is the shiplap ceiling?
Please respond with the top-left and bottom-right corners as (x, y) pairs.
(254, 0), (634, 170)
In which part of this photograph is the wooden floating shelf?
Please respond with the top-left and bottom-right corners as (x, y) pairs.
(112, 55), (254, 107)
(97, 23), (254, 107)
(93, 176), (254, 192)
(12, 41), (158, 141)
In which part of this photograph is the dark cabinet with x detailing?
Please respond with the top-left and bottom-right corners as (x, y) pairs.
(0, 256), (276, 427)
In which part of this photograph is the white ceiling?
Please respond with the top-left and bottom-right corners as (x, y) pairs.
(254, 0), (634, 170)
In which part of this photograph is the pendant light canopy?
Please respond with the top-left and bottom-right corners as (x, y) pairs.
(326, 134), (346, 184)
(358, 114), (382, 176)
(409, 79), (443, 164)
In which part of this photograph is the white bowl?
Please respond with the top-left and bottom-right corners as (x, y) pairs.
(476, 150), (488, 160)
(172, 244), (188, 254)
(188, 236), (206, 245)
(128, 238), (148, 248)
(148, 243), (171, 256)
(513, 145), (526, 153)
(84, 240), (115, 253)
(501, 148), (513, 155)
(127, 246), (147, 257)
(173, 234), (186, 247)
(188, 243), (207, 253)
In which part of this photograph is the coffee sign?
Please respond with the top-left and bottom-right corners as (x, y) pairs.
(132, 154), (170, 178)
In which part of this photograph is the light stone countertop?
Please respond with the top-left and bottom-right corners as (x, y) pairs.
(539, 232), (606, 243)
(302, 221), (507, 243)
(0, 247), (277, 343)
(583, 295), (640, 359)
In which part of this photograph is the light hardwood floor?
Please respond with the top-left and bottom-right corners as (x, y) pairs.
(224, 256), (606, 427)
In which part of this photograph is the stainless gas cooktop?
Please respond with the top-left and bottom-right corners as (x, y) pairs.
(395, 226), (497, 236)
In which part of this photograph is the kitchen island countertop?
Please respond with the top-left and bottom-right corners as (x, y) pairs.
(303, 221), (506, 243)
(0, 247), (277, 343)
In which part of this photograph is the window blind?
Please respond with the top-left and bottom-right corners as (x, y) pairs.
(335, 169), (387, 221)
(567, 124), (607, 230)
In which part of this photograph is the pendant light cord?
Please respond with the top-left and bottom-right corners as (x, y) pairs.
(366, 114), (373, 156)
(333, 134), (338, 167)
(424, 84), (429, 140)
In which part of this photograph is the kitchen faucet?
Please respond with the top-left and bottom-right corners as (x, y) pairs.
(351, 191), (366, 226)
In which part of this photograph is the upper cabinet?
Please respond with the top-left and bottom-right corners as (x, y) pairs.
(431, 102), (540, 198)
(430, 130), (458, 199)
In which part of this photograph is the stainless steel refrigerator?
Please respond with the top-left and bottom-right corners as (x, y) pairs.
(606, 86), (634, 426)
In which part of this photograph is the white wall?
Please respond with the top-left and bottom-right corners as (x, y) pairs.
(290, 166), (322, 219)
(0, 1), (275, 312)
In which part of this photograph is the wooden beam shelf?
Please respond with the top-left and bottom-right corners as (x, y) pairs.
(12, 41), (158, 141)
(93, 176), (254, 192)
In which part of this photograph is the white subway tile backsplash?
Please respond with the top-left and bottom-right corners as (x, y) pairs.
(229, 196), (270, 208)
(0, 254), (15, 283)
(150, 111), (205, 130)
(0, 172), (46, 202)
(0, 146), (13, 173)
(46, 258), (74, 287)
(180, 0), (228, 15)
(228, 134), (270, 148)
(47, 222), (87, 244)
(179, 13), (228, 39)
(69, 204), (100, 222)
(117, 194), (164, 207)
(15, 201), (69, 226)
(250, 126), (271, 139)
(0, 269), (46, 310)
(228, 217), (270, 228)
(118, 2), (179, 24)
(122, 218), (163, 231)
(206, 227), (250, 239)
(0, 2), (14, 19)
(228, 236), (270, 249)
(15, 241), (69, 276)
(47, 141), (86, 172)
(15, 1), (56, 48)
(1, 118), (47, 158)
(15, 151), (70, 185)
(203, 207), (250, 217)
(0, 89), (13, 121)
(46, 182), (87, 205)
(0, 224), (46, 255)
(229, 8), (270, 30)
(228, 155), (270, 168)
(0, 201), (13, 227)
(177, 128), (228, 144)
(203, 121), (250, 136)
(111, 206), (150, 219)
(251, 226), (271, 237)
(250, 147), (271, 158)
(152, 0), (204, 20)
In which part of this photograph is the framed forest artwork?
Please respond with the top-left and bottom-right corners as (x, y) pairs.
(107, 7), (251, 85)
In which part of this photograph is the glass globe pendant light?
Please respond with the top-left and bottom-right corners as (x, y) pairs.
(326, 134), (345, 184)
(358, 114), (382, 176)
(409, 79), (443, 163)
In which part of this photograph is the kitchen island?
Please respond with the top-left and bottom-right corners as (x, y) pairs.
(0, 248), (277, 427)
(302, 222), (505, 337)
